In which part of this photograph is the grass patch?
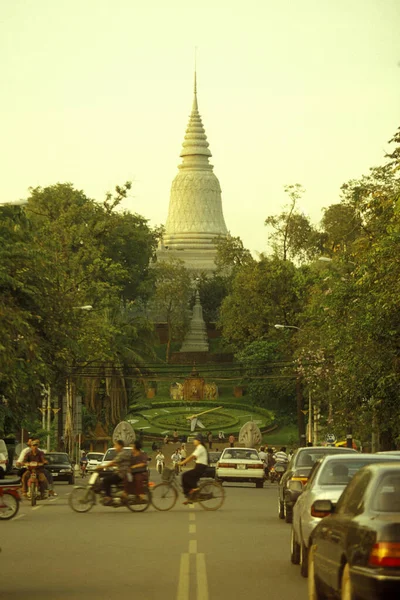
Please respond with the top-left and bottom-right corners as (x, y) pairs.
(263, 424), (298, 447)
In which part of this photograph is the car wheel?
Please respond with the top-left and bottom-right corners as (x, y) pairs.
(256, 480), (264, 488)
(290, 527), (300, 564)
(341, 563), (353, 600)
(278, 496), (284, 519)
(308, 545), (326, 599)
(300, 537), (309, 578)
(284, 501), (293, 523)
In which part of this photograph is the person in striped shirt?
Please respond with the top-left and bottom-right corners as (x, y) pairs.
(274, 447), (288, 464)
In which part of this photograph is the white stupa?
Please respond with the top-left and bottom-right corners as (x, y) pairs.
(180, 291), (209, 352)
(158, 72), (228, 273)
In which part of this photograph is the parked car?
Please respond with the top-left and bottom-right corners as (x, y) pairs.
(202, 451), (222, 479)
(308, 463), (400, 599)
(44, 452), (75, 484)
(86, 452), (105, 473)
(216, 448), (265, 487)
(291, 453), (400, 577)
(278, 446), (357, 523)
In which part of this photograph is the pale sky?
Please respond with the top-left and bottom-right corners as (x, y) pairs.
(1, 0), (399, 253)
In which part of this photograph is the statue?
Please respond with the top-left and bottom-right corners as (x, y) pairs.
(112, 421), (136, 446)
(239, 421), (262, 448)
(204, 383), (218, 400)
(170, 383), (184, 400)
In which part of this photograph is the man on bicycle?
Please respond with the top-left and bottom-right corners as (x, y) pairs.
(179, 433), (208, 504)
(80, 452), (88, 476)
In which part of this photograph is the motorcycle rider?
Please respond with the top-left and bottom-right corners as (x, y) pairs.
(274, 446), (289, 465)
(155, 450), (165, 474)
(97, 439), (131, 505)
(23, 440), (48, 498)
(18, 438), (56, 497)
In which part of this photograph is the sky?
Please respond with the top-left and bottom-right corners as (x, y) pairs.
(1, 0), (400, 254)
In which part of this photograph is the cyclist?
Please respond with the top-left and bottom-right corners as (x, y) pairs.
(179, 433), (208, 504)
(80, 452), (88, 477)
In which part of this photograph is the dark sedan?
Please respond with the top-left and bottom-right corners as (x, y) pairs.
(309, 463), (400, 599)
(278, 446), (357, 523)
(45, 452), (75, 484)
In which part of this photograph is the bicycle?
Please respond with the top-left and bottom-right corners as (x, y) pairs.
(80, 463), (88, 479)
(151, 466), (225, 511)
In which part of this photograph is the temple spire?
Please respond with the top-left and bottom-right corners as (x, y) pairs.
(193, 69), (198, 111)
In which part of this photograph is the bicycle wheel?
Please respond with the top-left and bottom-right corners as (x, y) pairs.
(125, 489), (151, 513)
(68, 486), (96, 513)
(151, 482), (178, 511)
(198, 481), (225, 511)
(0, 493), (19, 520)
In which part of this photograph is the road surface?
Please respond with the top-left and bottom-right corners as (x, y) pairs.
(0, 474), (307, 600)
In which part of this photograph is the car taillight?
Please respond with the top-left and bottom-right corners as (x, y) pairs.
(369, 543), (400, 568)
(218, 463), (236, 469)
(247, 464), (264, 469)
(292, 476), (308, 484)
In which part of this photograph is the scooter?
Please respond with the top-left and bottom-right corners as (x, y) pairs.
(269, 463), (287, 483)
(0, 478), (22, 520)
(27, 462), (48, 506)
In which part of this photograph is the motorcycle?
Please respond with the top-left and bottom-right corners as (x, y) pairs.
(68, 471), (151, 513)
(26, 462), (48, 506)
(269, 462), (287, 484)
(0, 478), (22, 520)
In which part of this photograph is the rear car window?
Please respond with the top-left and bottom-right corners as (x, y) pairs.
(319, 460), (375, 486)
(222, 450), (259, 460)
(372, 474), (400, 512)
(46, 454), (70, 464)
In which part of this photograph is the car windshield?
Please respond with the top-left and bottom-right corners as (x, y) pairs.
(372, 473), (400, 512)
(319, 459), (374, 486)
(103, 448), (132, 461)
(296, 450), (350, 468)
(87, 453), (103, 460)
(46, 454), (70, 464)
(222, 450), (259, 461)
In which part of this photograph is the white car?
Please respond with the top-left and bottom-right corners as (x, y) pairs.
(291, 453), (400, 578)
(86, 452), (105, 473)
(0, 439), (8, 478)
(216, 447), (265, 487)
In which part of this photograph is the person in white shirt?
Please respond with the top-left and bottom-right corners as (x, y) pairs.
(171, 449), (182, 473)
(179, 434), (208, 503)
(180, 444), (187, 459)
(155, 450), (165, 474)
(274, 447), (289, 464)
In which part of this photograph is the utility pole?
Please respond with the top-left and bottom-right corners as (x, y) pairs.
(47, 385), (51, 452)
(308, 391), (313, 444)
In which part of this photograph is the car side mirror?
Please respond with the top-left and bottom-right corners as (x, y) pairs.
(288, 480), (303, 493)
(311, 500), (334, 518)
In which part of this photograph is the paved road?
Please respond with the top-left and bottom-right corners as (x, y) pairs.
(0, 474), (308, 600)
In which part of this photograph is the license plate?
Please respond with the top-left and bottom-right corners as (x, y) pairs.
(52, 473), (58, 477)
(237, 464), (246, 470)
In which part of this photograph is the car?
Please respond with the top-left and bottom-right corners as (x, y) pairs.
(308, 463), (400, 600)
(278, 446), (357, 523)
(0, 440), (9, 479)
(44, 452), (75, 484)
(86, 452), (105, 473)
(201, 451), (222, 479)
(291, 453), (400, 578)
(216, 448), (265, 487)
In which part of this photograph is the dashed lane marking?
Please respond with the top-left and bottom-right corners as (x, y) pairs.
(189, 539), (197, 554)
(189, 524), (196, 534)
(189, 513), (196, 522)
(13, 513), (26, 521)
(32, 505), (43, 511)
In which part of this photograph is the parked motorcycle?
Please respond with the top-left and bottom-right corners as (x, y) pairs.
(68, 471), (151, 513)
(0, 478), (22, 520)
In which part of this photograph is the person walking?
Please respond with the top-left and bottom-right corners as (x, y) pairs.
(207, 431), (213, 450)
(229, 434), (235, 448)
(180, 444), (187, 460)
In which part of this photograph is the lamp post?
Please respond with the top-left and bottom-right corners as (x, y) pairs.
(274, 323), (306, 447)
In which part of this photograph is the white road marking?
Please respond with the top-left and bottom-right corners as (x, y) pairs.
(189, 513), (196, 522)
(189, 539), (197, 554)
(189, 504), (194, 510)
(176, 553), (190, 600)
(32, 505), (43, 511)
(196, 554), (209, 600)
(13, 513), (26, 520)
(189, 524), (196, 534)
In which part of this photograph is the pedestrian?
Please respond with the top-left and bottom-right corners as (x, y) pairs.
(152, 441), (158, 452)
(180, 444), (187, 460)
(258, 446), (267, 472)
(173, 429), (179, 444)
(164, 434), (169, 445)
(207, 431), (213, 450)
(229, 434), (235, 448)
